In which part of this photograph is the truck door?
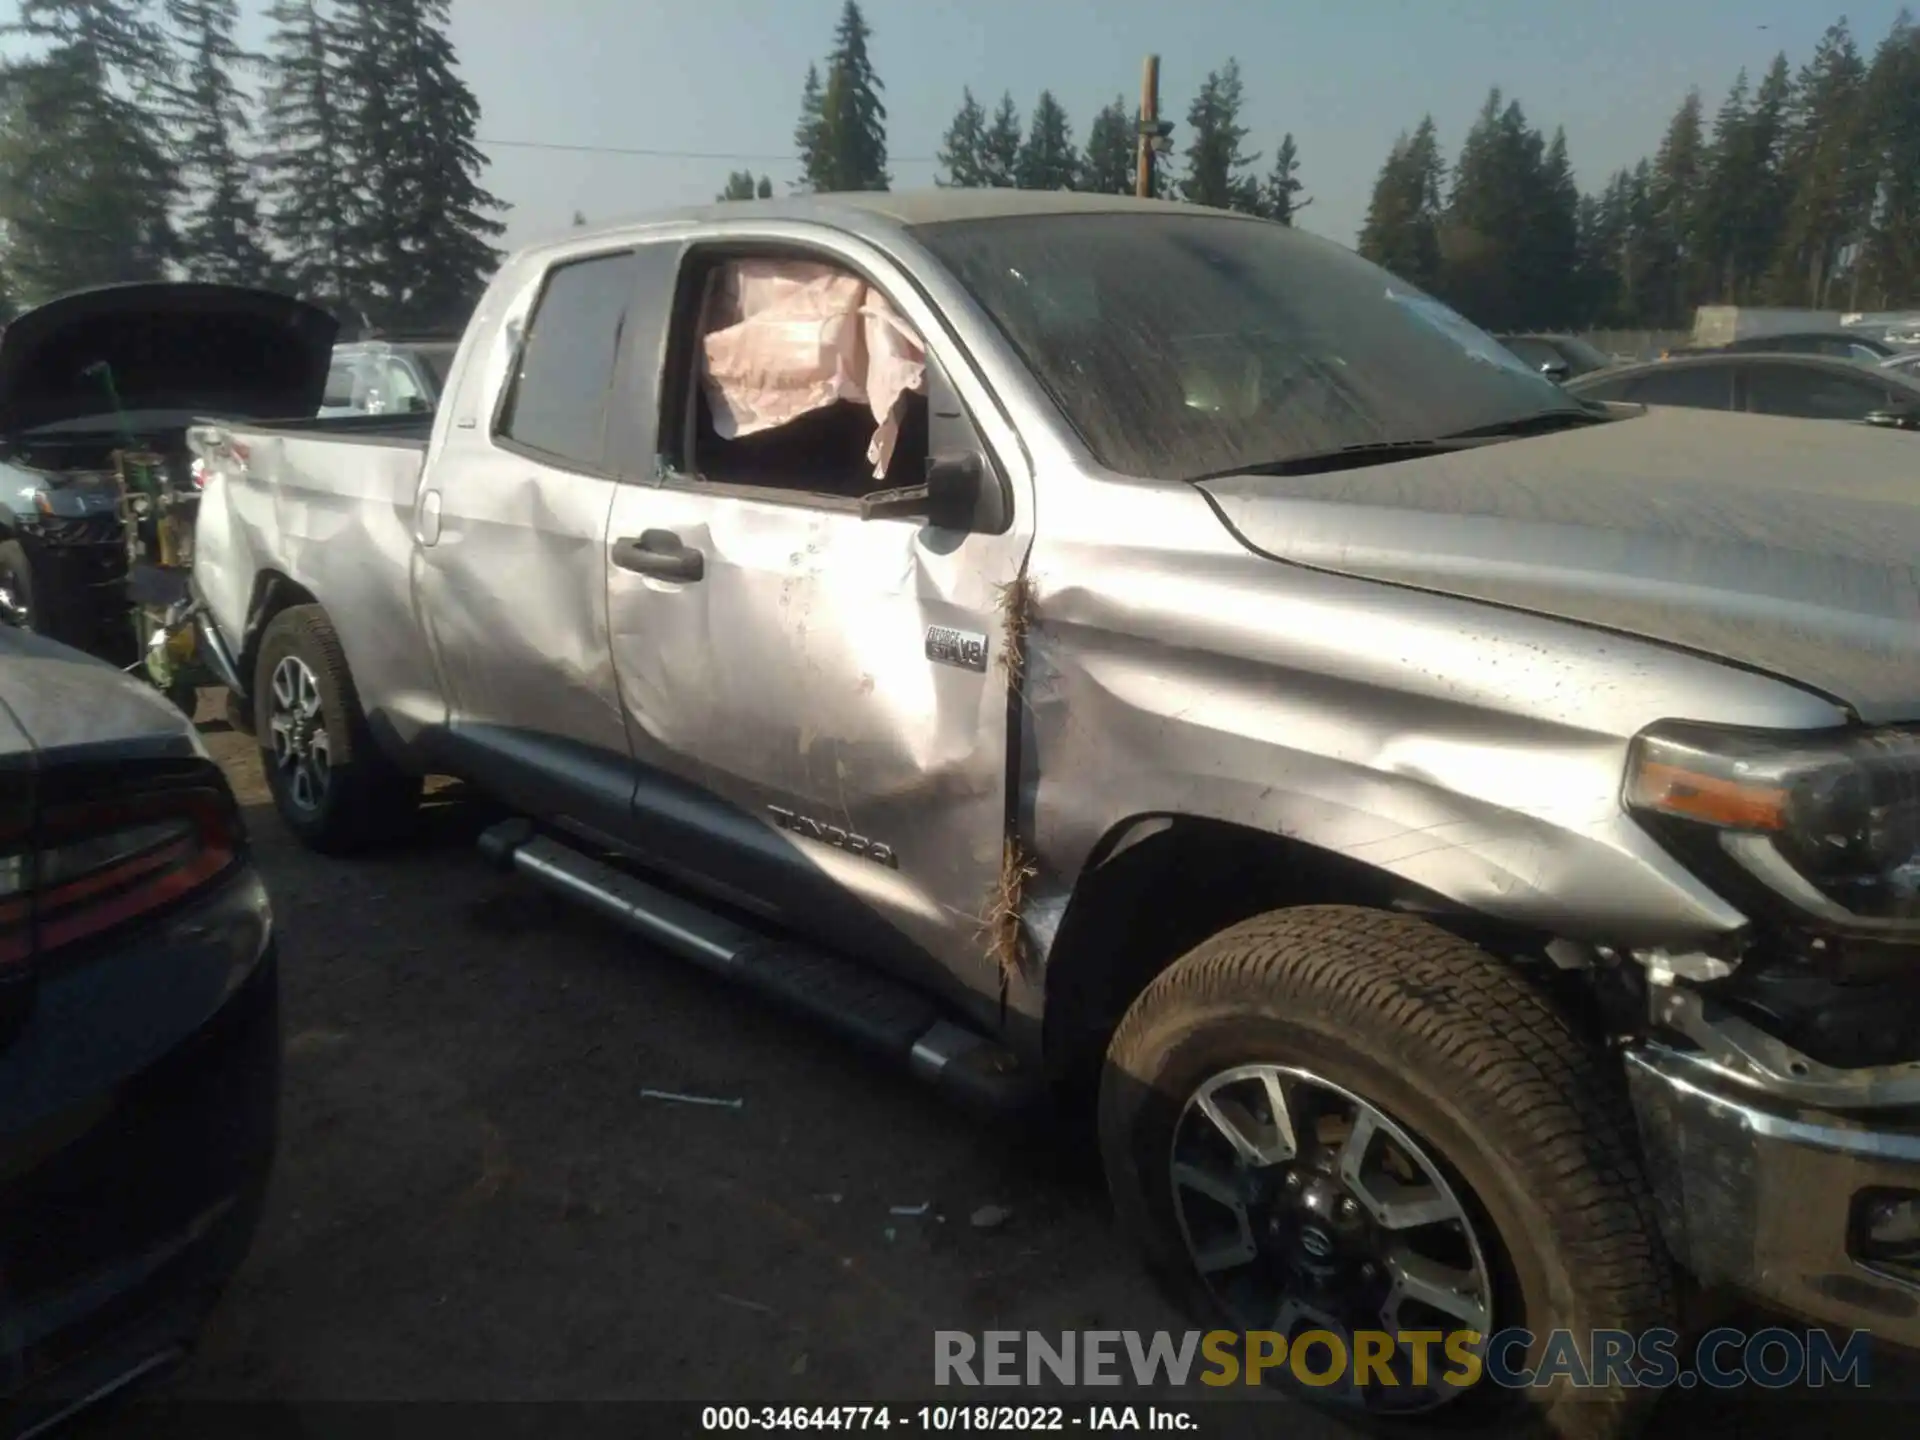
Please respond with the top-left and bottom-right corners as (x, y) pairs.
(413, 242), (679, 837)
(600, 236), (1034, 1012)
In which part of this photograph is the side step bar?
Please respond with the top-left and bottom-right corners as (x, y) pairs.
(478, 819), (1040, 1115)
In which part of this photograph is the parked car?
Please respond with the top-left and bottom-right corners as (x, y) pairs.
(1493, 332), (1614, 381)
(190, 191), (1920, 1431)
(318, 337), (459, 419)
(0, 283), (337, 670)
(0, 623), (279, 1437)
(1567, 349), (1920, 427)
(1715, 330), (1898, 363)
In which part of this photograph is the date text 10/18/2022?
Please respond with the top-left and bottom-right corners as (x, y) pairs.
(700, 1407), (1196, 1433)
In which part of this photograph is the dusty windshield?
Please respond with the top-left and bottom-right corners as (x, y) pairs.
(917, 212), (1573, 482)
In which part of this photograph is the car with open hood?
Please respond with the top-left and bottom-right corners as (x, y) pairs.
(0, 282), (336, 668)
(187, 191), (1920, 1434)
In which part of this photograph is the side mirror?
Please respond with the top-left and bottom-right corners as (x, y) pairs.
(1540, 359), (1570, 383)
(405, 394), (432, 414)
(860, 452), (991, 528)
(1866, 404), (1920, 432)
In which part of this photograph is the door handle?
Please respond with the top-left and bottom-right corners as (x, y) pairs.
(612, 529), (705, 582)
(417, 488), (443, 545)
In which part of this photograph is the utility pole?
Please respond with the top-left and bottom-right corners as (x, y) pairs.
(1136, 54), (1173, 199)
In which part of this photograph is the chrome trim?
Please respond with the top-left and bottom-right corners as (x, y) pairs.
(1625, 1042), (1920, 1347)
(1648, 981), (1920, 1110)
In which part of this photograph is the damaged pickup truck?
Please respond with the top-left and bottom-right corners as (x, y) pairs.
(190, 191), (1920, 1432)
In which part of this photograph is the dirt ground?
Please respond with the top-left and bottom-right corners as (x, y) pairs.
(71, 695), (1917, 1437)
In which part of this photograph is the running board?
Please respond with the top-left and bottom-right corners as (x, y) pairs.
(477, 820), (1039, 1114)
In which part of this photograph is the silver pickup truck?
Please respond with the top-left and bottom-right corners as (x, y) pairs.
(190, 190), (1920, 1430)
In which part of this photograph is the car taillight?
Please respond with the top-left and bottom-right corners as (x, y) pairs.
(0, 783), (241, 965)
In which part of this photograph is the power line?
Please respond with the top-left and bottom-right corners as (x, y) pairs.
(477, 136), (942, 164)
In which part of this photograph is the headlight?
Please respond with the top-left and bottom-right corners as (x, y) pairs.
(1626, 722), (1920, 931)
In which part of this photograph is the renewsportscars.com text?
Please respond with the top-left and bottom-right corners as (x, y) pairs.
(934, 1327), (1875, 1391)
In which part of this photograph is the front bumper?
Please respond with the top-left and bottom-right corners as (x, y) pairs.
(0, 876), (281, 1436)
(1626, 1043), (1920, 1348)
(16, 516), (133, 667)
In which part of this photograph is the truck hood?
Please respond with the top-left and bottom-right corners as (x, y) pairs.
(1196, 406), (1920, 724)
(0, 282), (339, 436)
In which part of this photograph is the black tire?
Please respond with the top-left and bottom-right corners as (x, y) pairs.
(1099, 905), (1675, 1440)
(252, 604), (420, 855)
(0, 538), (37, 631)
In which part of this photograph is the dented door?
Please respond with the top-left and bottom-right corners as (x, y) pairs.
(602, 241), (1033, 1013)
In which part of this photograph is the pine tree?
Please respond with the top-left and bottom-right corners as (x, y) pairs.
(1859, 13), (1920, 307)
(810, 0), (888, 192)
(717, 170), (773, 201)
(1180, 59), (1261, 212)
(1016, 90), (1077, 190)
(1646, 89), (1707, 325)
(1358, 118), (1443, 290)
(1528, 128), (1580, 325)
(1437, 90), (1549, 328)
(1693, 70), (1753, 302)
(1081, 97), (1133, 195)
(262, 0), (354, 313)
(1259, 133), (1308, 224)
(331, 0), (505, 330)
(793, 63), (826, 192)
(0, 1), (179, 300)
(936, 88), (988, 187)
(1735, 55), (1795, 302)
(982, 93), (1021, 187)
(1770, 20), (1874, 306)
(163, 0), (274, 286)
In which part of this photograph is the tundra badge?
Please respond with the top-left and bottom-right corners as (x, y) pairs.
(925, 625), (988, 673)
(766, 806), (899, 868)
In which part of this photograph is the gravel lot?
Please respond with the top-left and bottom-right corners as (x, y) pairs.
(70, 694), (1916, 1437)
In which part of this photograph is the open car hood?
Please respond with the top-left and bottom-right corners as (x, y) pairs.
(0, 282), (339, 435)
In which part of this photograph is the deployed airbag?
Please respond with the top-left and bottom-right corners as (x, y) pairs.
(700, 259), (927, 477)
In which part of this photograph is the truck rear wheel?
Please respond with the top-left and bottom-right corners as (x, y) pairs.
(253, 604), (420, 855)
(1098, 905), (1674, 1439)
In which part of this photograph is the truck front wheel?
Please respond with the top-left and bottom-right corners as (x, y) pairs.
(1098, 905), (1675, 1438)
(253, 604), (420, 855)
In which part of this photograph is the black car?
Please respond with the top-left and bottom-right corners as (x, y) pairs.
(1717, 329), (1897, 362)
(0, 628), (279, 1436)
(1493, 332), (1615, 382)
(0, 284), (337, 669)
(1566, 350), (1920, 428)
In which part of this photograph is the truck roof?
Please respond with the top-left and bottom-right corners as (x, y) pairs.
(525, 189), (1238, 264)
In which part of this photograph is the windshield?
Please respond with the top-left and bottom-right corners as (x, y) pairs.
(408, 343), (458, 389)
(915, 212), (1572, 482)
(1552, 335), (1613, 374)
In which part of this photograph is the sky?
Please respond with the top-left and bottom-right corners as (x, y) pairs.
(31, 0), (1920, 256)
(425, 0), (1909, 252)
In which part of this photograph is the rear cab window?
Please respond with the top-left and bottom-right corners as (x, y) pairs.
(496, 250), (641, 473)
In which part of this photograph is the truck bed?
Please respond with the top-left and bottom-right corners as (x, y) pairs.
(219, 410), (435, 447)
(189, 413), (438, 731)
